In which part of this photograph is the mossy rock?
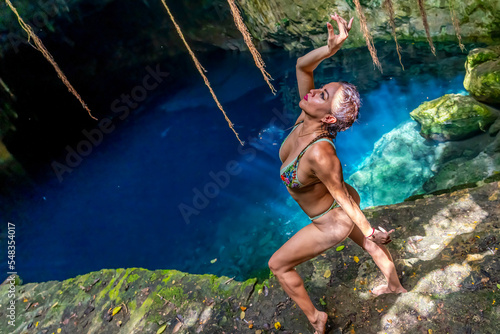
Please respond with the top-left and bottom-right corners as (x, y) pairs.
(464, 46), (500, 104)
(410, 94), (498, 141)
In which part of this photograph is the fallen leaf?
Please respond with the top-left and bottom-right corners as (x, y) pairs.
(497, 283), (500, 290)
(240, 311), (245, 320)
(336, 245), (345, 251)
(240, 306), (247, 311)
(57, 329), (61, 333)
(157, 324), (167, 334)
(353, 256), (359, 263)
(319, 298), (326, 306)
(210, 258), (217, 264)
(172, 321), (182, 333)
(274, 322), (281, 330)
(112, 306), (122, 316)
(324, 269), (331, 278)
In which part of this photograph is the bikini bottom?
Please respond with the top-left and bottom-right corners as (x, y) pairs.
(309, 201), (340, 221)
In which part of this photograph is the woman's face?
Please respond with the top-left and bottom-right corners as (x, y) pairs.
(299, 82), (342, 120)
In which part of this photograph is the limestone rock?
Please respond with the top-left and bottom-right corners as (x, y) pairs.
(237, 0), (500, 51)
(422, 151), (500, 193)
(410, 94), (497, 141)
(489, 117), (500, 136)
(464, 46), (500, 103)
(348, 120), (499, 207)
(348, 120), (438, 208)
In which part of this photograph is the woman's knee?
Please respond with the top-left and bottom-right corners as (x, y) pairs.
(268, 255), (280, 274)
(268, 253), (292, 276)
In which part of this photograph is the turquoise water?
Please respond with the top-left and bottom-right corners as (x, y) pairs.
(2, 44), (470, 282)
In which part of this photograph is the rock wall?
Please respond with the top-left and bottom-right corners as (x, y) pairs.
(238, 0), (500, 50)
(1, 180), (499, 333)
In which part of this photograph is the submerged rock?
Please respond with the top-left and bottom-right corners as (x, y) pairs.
(348, 118), (500, 207)
(464, 46), (500, 104)
(423, 152), (500, 193)
(348, 120), (439, 208)
(1, 181), (499, 333)
(410, 94), (497, 141)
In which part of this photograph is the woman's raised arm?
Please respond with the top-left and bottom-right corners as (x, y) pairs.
(296, 14), (354, 100)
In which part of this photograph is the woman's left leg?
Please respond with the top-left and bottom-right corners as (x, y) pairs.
(343, 183), (406, 294)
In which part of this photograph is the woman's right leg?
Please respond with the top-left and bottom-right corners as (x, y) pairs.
(268, 211), (354, 334)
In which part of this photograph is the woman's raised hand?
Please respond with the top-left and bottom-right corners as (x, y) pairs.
(327, 13), (354, 55)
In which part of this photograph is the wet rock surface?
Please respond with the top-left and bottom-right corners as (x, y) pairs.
(1, 181), (499, 333)
(464, 46), (500, 104)
(238, 0), (500, 51)
(410, 94), (498, 141)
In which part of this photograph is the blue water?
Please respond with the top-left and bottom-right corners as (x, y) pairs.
(2, 46), (469, 283)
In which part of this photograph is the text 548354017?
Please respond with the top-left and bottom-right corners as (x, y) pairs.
(7, 222), (16, 272)
(6, 222), (17, 327)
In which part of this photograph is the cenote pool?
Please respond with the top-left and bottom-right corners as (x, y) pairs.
(3, 43), (473, 283)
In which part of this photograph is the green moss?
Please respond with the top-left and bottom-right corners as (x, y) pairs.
(128, 299), (137, 312)
(157, 286), (188, 302)
(108, 277), (127, 302)
(467, 48), (499, 68)
(122, 292), (156, 332)
(127, 273), (140, 284)
(410, 94), (496, 141)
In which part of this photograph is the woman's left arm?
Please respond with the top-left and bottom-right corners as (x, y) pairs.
(310, 146), (393, 244)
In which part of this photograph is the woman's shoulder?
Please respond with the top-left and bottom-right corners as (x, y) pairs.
(306, 141), (341, 174)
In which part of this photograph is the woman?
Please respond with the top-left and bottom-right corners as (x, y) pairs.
(268, 13), (406, 334)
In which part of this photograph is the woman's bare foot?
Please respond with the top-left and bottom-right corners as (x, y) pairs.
(310, 311), (328, 334)
(371, 284), (407, 296)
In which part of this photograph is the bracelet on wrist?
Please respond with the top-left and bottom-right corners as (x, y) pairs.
(365, 228), (375, 238)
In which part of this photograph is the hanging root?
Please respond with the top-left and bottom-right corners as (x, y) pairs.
(353, 0), (383, 73)
(0, 77), (16, 100)
(160, 0), (243, 145)
(383, 0), (404, 71)
(5, 0), (96, 120)
(417, 0), (436, 56)
(227, 0), (276, 95)
(449, 0), (466, 52)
